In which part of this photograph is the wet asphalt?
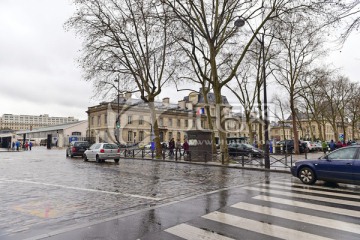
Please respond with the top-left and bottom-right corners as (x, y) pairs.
(1, 148), (358, 240)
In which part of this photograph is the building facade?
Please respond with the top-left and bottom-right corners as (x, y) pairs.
(0, 114), (79, 131)
(87, 90), (262, 145)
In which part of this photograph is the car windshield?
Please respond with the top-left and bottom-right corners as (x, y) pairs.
(243, 143), (254, 149)
(74, 142), (89, 147)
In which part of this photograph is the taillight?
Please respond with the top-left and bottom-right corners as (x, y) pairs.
(117, 148), (120, 153)
(100, 149), (105, 153)
(72, 147), (76, 152)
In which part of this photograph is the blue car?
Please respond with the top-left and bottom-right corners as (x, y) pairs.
(291, 146), (360, 185)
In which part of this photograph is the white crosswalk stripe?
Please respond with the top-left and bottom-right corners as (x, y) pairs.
(272, 181), (360, 194)
(253, 195), (360, 218)
(255, 183), (360, 199)
(165, 223), (235, 240)
(243, 186), (360, 207)
(164, 182), (360, 240)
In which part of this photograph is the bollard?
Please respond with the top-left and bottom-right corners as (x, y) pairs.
(175, 151), (178, 161)
(290, 154), (293, 166)
(305, 149), (307, 159)
(142, 149), (144, 159)
(221, 152), (224, 165)
(242, 155), (244, 167)
(205, 152), (207, 163)
(125, 149), (127, 158)
(132, 149), (135, 157)
(162, 150), (165, 160)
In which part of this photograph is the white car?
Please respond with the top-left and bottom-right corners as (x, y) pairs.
(302, 141), (317, 152)
(83, 143), (120, 163)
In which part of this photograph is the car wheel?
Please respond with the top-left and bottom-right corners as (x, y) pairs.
(83, 154), (88, 162)
(114, 159), (119, 163)
(298, 167), (316, 185)
(96, 155), (101, 163)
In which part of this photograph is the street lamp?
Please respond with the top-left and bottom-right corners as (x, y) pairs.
(235, 17), (270, 169)
(114, 79), (120, 143)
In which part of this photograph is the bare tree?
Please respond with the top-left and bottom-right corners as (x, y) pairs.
(66, 0), (178, 157)
(271, 94), (291, 141)
(163, 0), (321, 161)
(271, 13), (326, 154)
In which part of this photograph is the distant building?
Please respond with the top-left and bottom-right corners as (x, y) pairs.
(16, 120), (88, 147)
(0, 114), (79, 131)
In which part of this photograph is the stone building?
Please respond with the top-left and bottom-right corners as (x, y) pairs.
(87, 89), (262, 145)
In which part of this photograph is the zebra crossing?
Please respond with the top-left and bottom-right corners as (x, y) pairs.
(164, 181), (360, 240)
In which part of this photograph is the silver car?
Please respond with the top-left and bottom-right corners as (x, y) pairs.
(83, 143), (120, 163)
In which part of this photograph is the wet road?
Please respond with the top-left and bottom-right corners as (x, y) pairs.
(0, 147), (359, 240)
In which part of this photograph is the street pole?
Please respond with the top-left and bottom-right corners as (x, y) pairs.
(114, 79), (120, 143)
(262, 33), (270, 169)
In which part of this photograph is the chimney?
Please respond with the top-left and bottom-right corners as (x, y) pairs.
(125, 92), (132, 100)
(178, 100), (185, 109)
(186, 102), (193, 110)
(162, 97), (169, 107)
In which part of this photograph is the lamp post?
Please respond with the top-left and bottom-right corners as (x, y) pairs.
(114, 79), (120, 143)
(262, 33), (270, 169)
(234, 17), (270, 168)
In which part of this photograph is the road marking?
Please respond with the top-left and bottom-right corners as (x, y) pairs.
(0, 179), (161, 201)
(271, 181), (360, 194)
(202, 211), (334, 240)
(165, 223), (234, 240)
(256, 183), (360, 199)
(253, 195), (360, 218)
(243, 187), (359, 207)
(232, 202), (360, 234)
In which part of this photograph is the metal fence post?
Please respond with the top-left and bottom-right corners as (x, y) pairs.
(242, 155), (244, 167)
(142, 149), (144, 159)
(205, 151), (207, 163)
(221, 152), (224, 165)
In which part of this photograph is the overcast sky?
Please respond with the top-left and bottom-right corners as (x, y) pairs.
(1, 0), (359, 120)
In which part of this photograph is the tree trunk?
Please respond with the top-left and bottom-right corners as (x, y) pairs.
(290, 99), (299, 154)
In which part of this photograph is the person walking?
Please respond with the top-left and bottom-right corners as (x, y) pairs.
(169, 138), (175, 157)
(15, 141), (20, 151)
(329, 140), (336, 152)
(175, 139), (182, 157)
(183, 139), (190, 161)
(29, 141), (33, 151)
(322, 141), (328, 154)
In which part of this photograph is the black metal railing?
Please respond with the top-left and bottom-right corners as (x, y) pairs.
(116, 147), (303, 170)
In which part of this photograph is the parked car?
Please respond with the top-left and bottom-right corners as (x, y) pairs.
(66, 141), (90, 158)
(302, 141), (317, 152)
(228, 143), (264, 158)
(291, 146), (360, 185)
(83, 143), (120, 163)
(278, 140), (307, 153)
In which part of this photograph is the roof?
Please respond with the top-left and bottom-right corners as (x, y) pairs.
(183, 92), (229, 105)
(109, 97), (192, 112)
(16, 120), (87, 134)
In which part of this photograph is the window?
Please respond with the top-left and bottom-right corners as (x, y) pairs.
(98, 116), (101, 126)
(139, 116), (143, 125)
(177, 119), (181, 127)
(128, 116), (132, 124)
(91, 117), (95, 126)
(177, 132), (181, 140)
(72, 132), (81, 136)
(169, 132), (173, 140)
(185, 120), (188, 128)
(139, 131), (144, 141)
(105, 114), (107, 124)
(159, 118), (163, 126)
(168, 118), (172, 127)
(327, 148), (357, 160)
(128, 131), (133, 142)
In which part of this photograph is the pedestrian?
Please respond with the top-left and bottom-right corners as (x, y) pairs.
(29, 141), (33, 151)
(336, 141), (343, 149)
(175, 138), (182, 157)
(16, 141), (20, 151)
(169, 138), (175, 157)
(12, 142), (15, 151)
(321, 141), (328, 154)
(183, 139), (190, 160)
(25, 141), (29, 151)
(329, 140), (336, 151)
